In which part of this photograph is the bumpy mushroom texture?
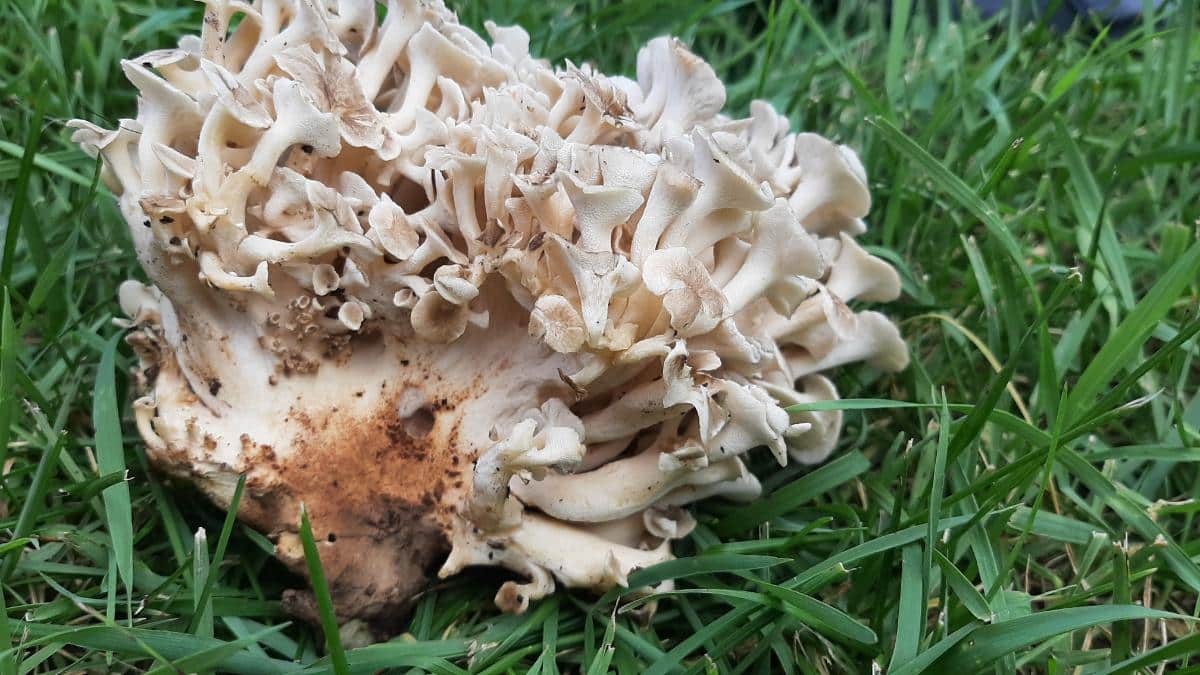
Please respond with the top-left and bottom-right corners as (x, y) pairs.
(75, 0), (909, 629)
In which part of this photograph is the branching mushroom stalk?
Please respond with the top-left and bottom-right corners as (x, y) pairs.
(74, 0), (908, 632)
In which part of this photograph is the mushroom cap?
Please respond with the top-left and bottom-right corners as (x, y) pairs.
(642, 247), (727, 337)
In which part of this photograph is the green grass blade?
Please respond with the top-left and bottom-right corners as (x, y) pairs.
(92, 334), (134, 606)
(584, 610), (617, 675)
(472, 596), (557, 672)
(866, 115), (1034, 293)
(192, 528), (213, 641)
(6, 622), (301, 674)
(294, 639), (470, 673)
(885, 0), (911, 103)
(1055, 117), (1134, 310)
(620, 554), (787, 596)
(26, 229), (78, 314)
(643, 609), (744, 675)
(890, 544), (923, 668)
(932, 550), (992, 622)
(619, 587), (768, 613)
(1163, 0), (1195, 127)
(931, 606), (1188, 671)
(0, 95), (45, 282)
(943, 279), (1076, 465)
(1116, 142), (1200, 171)
(789, 1), (888, 116)
(0, 432), (67, 581)
(1093, 632), (1200, 675)
(1086, 445), (1200, 461)
(1110, 543), (1132, 663)
(924, 395), (950, 590)
(754, 581), (877, 645)
(298, 505), (348, 675)
(1058, 449), (1200, 591)
(0, 139), (92, 188)
(187, 475), (246, 634)
(1006, 507), (1097, 546)
(1072, 315), (1200, 435)
(714, 451), (870, 535)
(145, 624), (291, 675)
(0, 292), (18, 475)
(887, 623), (978, 675)
(786, 514), (976, 593)
(1064, 242), (1200, 422)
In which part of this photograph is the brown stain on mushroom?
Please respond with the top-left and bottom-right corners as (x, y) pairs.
(141, 337), (482, 632)
(232, 379), (473, 628)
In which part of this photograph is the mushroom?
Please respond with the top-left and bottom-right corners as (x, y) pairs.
(275, 44), (387, 149)
(721, 199), (825, 315)
(73, 0), (908, 635)
(642, 247), (727, 337)
(784, 133), (873, 236)
(529, 294), (587, 353)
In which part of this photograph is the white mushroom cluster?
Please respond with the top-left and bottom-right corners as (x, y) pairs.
(72, 0), (907, 624)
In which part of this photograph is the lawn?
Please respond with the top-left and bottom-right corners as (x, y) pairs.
(1, 0), (1199, 673)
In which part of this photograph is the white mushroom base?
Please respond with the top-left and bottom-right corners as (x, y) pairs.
(127, 280), (699, 626)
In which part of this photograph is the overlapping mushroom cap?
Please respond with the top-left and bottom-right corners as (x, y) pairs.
(73, 0), (907, 629)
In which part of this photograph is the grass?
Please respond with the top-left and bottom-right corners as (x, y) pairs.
(1, 0), (1199, 672)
